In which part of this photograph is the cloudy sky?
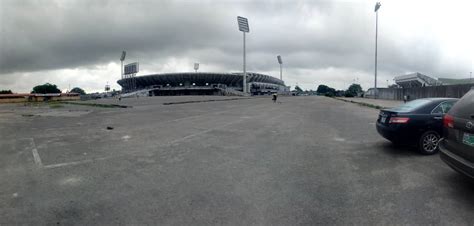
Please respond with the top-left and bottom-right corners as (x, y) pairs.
(1, 0), (473, 93)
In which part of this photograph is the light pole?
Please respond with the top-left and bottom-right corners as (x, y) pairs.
(120, 51), (126, 79)
(470, 72), (472, 82)
(237, 16), (250, 93)
(374, 2), (381, 98)
(277, 55), (283, 80)
(194, 63), (199, 73)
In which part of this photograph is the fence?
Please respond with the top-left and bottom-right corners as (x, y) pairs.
(366, 84), (474, 100)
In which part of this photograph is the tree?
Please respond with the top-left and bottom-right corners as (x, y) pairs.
(31, 83), (61, 94)
(0, 90), (13, 94)
(70, 87), (86, 95)
(316, 84), (336, 96)
(345, 84), (363, 97)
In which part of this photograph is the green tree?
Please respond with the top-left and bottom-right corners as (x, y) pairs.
(316, 84), (336, 96)
(345, 84), (363, 97)
(0, 90), (13, 94)
(70, 87), (86, 95)
(31, 83), (61, 94)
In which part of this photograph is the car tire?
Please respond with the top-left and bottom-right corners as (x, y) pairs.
(418, 131), (440, 155)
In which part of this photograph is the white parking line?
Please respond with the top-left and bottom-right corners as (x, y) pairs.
(40, 102), (280, 170)
(43, 156), (115, 169)
(29, 138), (43, 168)
(43, 118), (246, 170)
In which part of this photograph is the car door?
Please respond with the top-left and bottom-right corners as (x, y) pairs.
(431, 100), (457, 135)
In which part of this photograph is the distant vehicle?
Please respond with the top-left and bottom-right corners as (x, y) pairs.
(376, 98), (458, 154)
(439, 89), (474, 179)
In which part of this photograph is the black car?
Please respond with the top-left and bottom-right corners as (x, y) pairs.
(439, 88), (474, 179)
(376, 98), (458, 154)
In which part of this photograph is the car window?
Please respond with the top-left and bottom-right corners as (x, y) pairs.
(449, 89), (474, 118)
(432, 101), (455, 114)
(390, 99), (431, 112)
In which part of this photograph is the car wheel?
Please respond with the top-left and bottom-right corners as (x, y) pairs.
(418, 131), (440, 155)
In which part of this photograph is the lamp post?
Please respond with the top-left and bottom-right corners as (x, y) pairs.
(277, 55), (283, 80)
(120, 51), (126, 79)
(194, 63), (199, 73)
(374, 2), (381, 98)
(237, 16), (250, 93)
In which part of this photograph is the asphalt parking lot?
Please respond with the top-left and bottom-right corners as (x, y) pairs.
(1, 96), (473, 225)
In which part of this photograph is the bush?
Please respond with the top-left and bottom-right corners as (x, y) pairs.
(325, 92), (335, 97)
(344, 92), (355, 97)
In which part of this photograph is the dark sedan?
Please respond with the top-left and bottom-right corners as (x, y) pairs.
(376, 98), (458, 154)
(439, 88), (474, 179)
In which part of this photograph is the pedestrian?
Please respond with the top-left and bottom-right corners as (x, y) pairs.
(272, 93), (278, 103)
(403, 95), (407, 103)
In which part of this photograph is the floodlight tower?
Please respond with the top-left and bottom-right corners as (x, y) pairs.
(237, 16), (250, 93)
(194, 63), (199, 73)
(277, 55), (283, 81)
(374, 2), (381, 98)
(120, 51), (126, 79)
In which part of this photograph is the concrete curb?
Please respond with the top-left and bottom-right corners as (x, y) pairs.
(332, 97), (387, 110)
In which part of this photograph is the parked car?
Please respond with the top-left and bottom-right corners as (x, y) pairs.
(376, 98), (458, 154)
(439, 88), (474, 179)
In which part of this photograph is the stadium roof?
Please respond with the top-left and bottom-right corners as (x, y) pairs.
(394, 72), (442, 88)
(117, 72), (285, 91)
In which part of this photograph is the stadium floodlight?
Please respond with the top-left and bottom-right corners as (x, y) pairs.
(120, 51), (126, 79)
(374, 2), (381, 12)
(374, 2), (381, 98)
(194, 63), (199, 72)
(237, 16), (249, 93)
(277, 55), (283, 81)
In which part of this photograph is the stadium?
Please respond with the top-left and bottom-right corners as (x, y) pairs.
(117, 72), (288, 96)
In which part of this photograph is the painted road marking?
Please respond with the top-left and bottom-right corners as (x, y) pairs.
(41, 102), (281, 170)
(29, 138), (43, 168)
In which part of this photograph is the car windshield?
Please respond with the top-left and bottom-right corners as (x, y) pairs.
(390, 99), (432, 112)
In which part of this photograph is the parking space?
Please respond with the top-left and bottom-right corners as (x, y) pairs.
(0, 96), (473, 225)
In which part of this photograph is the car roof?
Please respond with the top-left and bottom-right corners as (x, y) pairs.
(416, 97), (459, 102)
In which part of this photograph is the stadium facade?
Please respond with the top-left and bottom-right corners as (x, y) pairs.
(117, 72), (289, 96)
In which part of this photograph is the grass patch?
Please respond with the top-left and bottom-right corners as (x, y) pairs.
(49, 103), (64, 108)
(61, 101), (131, 108)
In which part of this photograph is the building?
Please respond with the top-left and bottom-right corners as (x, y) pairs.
(117, 72), (288, 96)
(437, 78), (474, 85)
(394, 72), (442, 88)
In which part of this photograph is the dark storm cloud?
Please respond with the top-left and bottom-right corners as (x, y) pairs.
(0, 0), (471, 85)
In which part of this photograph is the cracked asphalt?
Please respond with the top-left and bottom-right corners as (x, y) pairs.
(1, 96), (473, 225)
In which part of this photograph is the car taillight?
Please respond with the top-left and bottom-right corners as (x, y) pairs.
(444, 114), (454, 128)
(389, 117), (410, 124)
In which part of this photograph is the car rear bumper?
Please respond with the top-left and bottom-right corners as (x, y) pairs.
(439, 140), (474, 179)
(376, 122), (416, 144)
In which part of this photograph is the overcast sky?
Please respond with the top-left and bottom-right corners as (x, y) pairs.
(1, 0), (473, 93)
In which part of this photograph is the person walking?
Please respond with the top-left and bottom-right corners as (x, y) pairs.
(272, 93), (278, 103)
